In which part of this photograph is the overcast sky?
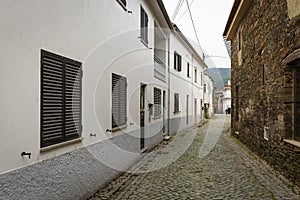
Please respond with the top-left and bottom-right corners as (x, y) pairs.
(162, 0), (234, 68)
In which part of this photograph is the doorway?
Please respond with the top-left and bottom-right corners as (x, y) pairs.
(163, 91), (166, 133)
(140, 84), (146, 150)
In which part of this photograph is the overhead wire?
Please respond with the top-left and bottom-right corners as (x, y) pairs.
(172, 0), (185, 21)
(185, 0), (205, 58)
(175, 0), (196, 22)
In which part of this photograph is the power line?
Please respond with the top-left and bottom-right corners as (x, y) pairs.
(172, 0), (184, 20)
(185, 0), (204, 58)
(175, 0), (196, 22)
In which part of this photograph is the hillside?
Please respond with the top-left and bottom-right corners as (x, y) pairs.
(205, 68), (231, 91)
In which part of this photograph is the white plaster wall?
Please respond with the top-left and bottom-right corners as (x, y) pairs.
(0, 0), (169, 174)
(169, 33), (204, 125)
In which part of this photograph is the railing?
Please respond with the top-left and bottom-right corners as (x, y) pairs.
(154, 54), (166, 81)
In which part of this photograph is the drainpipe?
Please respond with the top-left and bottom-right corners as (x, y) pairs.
(167, 34), (171, 136)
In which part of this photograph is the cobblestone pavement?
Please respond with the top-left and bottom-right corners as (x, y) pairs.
(89, 115), (300, 200)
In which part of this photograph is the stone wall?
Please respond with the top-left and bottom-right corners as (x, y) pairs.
(231, 0), (300, 186)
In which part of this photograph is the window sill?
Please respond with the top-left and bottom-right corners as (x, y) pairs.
(40, 137), (83, 152)
(112, 125), (128, 133)
(173, 111), (181, 115)
(116, 0), (127, 11)
(283, 139), (300, 148)
(139, 38), (148, 48)
(153, 116), (161, 120)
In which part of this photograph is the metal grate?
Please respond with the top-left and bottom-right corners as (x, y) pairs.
(41, 50), (82, 148)
(154, 88), (161, 118)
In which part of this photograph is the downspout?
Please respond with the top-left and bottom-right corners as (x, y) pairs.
(167, 34), (171, 136)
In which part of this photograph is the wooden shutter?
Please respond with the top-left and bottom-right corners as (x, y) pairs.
(178, 55), (182, 72)
(140, 6), (148, 44)
(174, 52), (177, 70)
(112, 73), (127, 129)
(41, 50), (82, 148)
(174, 93), (179, 113)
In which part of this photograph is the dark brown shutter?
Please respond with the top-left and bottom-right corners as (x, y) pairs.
(140, 6), (148, 44)
(112, 73), (127, 129)
(41, 50), (82, 148)
(174, 52), (177, 70)
(178, 55), (182, 72)
(174, 93), (179, 113)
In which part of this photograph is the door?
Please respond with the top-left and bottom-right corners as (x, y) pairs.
(195, 99), (197, 122)
(294, 67), (300, 140)
(163, 91), (166, 133)
(186, 95), (189, 125)
(140, 84), (146, 150)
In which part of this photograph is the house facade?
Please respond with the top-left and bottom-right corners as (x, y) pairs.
(0, 0), (208, 198)
(204, 73), (214, 118)
(224, 0), (300, 186)
(221, 80), (231, 114)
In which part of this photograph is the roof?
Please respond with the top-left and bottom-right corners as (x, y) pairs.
(157, 0), (173, 29)
(172, 24), (207, 68)
(223, 0), (253, 40)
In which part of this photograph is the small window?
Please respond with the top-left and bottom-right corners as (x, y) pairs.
(140, 6), (148, 45)
(174, 52), (182, 72)
(116, 0), (127, 10)
(174, 93), (180, 113)
(194, 69), (197, 83)
(187, 62), (190, 77)
(154, 88), (162, 118)
(112, 73), (127, 129)
(204, 84), (207, 93)
(264, 127), (269, 141)
(41, 50), (82, 148)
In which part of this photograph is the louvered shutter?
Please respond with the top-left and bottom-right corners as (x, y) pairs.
(174, 93), (179, 113)
(41, 50), (82, 148)
(112, 73), (127, 129)
(140, 6), (148, 44)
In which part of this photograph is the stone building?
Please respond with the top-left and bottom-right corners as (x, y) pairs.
(224, 0), (300, 186)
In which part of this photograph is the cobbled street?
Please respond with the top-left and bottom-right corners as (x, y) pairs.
(89, 115), (300, 200)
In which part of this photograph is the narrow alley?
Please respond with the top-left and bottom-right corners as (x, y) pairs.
(89, 115), (299, 200)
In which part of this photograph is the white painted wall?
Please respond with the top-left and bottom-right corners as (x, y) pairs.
(0, 0), (205, 175)
(169, 33), (205, 126)
(0, 0), (171, 174)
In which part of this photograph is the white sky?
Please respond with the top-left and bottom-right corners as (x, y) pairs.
(162, 0), (234, 68)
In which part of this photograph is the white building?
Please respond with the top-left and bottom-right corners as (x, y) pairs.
(204, 74), (214, 118)
(0, 0), (207, 198)
(222, 80), (232, 114)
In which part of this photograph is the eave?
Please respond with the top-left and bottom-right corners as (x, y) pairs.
(223, 0), (253, 40)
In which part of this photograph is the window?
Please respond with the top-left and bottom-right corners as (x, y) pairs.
(41, 50), (82, 148)
(187, 62), (190, 77)
(294, 67), (300, 141)
(235, 85), (239, 121)
(116, 0), (127, 10)
(140, 6), (148, 45)
(112, 73), (127, 129)
(154, 88), (162, 118)
(174, 93), (180, 113)
(238, 28), (243, 66)
(174, 52), (182, 72)
(204, 84), (207, 93)
(200, 72), (203, 85)
(194, 69), (197, 83)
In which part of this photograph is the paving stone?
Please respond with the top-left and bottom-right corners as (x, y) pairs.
(88, 115), (300, 200)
